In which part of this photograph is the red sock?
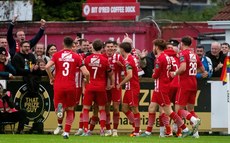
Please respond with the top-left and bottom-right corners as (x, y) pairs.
(106, 113), (111, 130)
(99, 110), (106, 130)
(113, 112), (120, 129)
(125, 110), (135, 125)
(83, 109), (89, 132)
(159, 114), (164, 127)
(161, 113), (170, 126)
(146, 113), (155, 133)
(64, 110), (74, 133)
(89, 115), (99, 131)
(178, 109), (192, 120)
(190, 111), (198, 118)
(134, 113), (140, 134)
(58, 118), (63, 125)
(79, 112), (83, 129)
(170, 112), (186, 130)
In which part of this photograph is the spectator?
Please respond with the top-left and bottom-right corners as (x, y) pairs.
(122, 34), (147, 76)
(0, 84), (28, 134)
(196, 45), (213, 79)
(0, 47), (16, 79)
(35, 58), (48, 76)
(46, 44), (57, 59)
(221, 42), (230, 55)
(0, 37), (11, 60)
(33, 43), (50, 63)
(46, 44), (57, 73)
(206, 42), (226, 77)
(77, 39), (89, 54)
(12, 41), (39, 96)
(73, 37), (81, 51)
(7, 15), (46, 58)
(142, 50), (155, 78)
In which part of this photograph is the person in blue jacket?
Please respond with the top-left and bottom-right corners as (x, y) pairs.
(196, 45), (213, 79)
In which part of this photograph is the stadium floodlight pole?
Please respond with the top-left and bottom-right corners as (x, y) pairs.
(227, 51), (230, 134)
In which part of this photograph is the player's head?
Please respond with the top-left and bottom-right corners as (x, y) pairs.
(92, 39), (103, 52)
(119, 42), (132, 56)
(152, 39), (166, 55)
(180, 36), (192, 50)
(104, 40), (114, 56)
(63, 36), (74, 49)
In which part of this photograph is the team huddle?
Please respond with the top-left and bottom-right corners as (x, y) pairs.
(45, 36), (206, 139)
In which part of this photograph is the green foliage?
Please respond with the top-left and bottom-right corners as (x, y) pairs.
(33, 0), (85, 21)
(155, 5), (224, 22)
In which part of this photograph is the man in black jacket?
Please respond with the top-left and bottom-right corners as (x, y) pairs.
(12, 41), (40, 96)
(206, 41), (226, 77)
(7, 15), (46, 58)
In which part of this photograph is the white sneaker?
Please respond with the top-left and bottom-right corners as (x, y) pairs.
(172, 123), (178, 133)
(74, 128), (84, 136)
(62, 132), (69, 139)
(159, 133), (165, 138)
(112, 129), (118, 137)
(192, 118), (201, 134)
(192, 131), (200, 138)
(54, 126), (62, 135)
(105, 130), (112, 136)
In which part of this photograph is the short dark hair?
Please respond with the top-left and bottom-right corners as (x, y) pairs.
(105, 40), (114, 47)
(119, 42), (132, 53)
(221, 42), (230, 48)
(93, 39), (103, 51)
(153, 39), (166, 51)
(79, 39), (88, 46)
(20, 41), (30, 47)
(181, 36), (192, 46)
(113, 41), (118, 45)
(197, 44), (204, 49)
(63, 36), (73, 48)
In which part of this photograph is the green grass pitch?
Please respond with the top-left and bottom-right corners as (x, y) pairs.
(0, 135), (230, 143)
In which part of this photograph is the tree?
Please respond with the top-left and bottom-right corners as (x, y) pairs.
(33, 0), (85, 21)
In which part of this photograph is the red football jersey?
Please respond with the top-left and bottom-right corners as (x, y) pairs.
(52, 49), (83, 88)
(124, 54), (140, 90)
(164, 49), (180, 88)
(104, 53), (125, 86)
(84, 53), (111, 91)
(152, 52), (171, 92)
(179, 49), (202, 90)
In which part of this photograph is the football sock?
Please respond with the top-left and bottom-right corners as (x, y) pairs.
(134, 113), (140, 134)
(99, 110), (106, 130)
(146, 113), (156, 133)
(64, 110), (74, 133)
(113, 112), (120, 130)
(83, 109), (89, 132)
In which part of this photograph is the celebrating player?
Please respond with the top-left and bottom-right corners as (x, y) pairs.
(45, 36), (89, 139)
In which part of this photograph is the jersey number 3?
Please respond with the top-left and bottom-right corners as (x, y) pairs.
(62, 62), (70, 76)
